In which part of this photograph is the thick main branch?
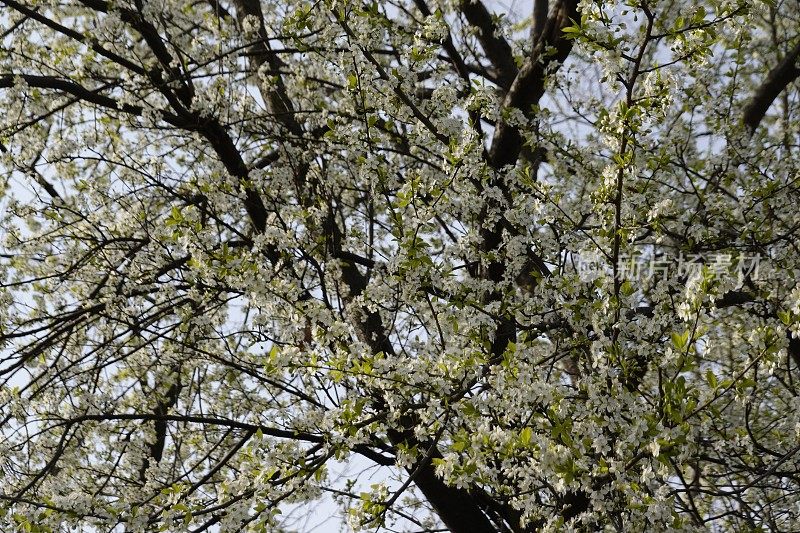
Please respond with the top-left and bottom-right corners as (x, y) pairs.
(743, 40), (800, 134)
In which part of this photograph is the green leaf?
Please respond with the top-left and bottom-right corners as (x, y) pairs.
(621, 280), (635, 296)
(671, 330), (690, 351)
(347, 73), (358, 90)
(520, 427), (533, 446)
(705, 369), (718, 389)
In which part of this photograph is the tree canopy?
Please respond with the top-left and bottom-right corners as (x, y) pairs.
(1, 0), (800, 531)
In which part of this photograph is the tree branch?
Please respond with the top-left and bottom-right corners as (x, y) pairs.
(743, 40), (800, 134)
(458, 0), (518, 89)
(531, 0), (549, 44)
(488, 0), (579, 169)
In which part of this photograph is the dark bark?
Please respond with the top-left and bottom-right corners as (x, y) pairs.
(489, 0), (579, 169)
(458, 0), (519, 89)
(743, 40), (800, 134)
(138, 366), (182, 482)
(327, 213), (511, 533)
(531, 0), (549, 44)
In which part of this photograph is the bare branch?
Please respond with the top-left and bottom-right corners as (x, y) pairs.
(458, 0), (518, 89)
(489, 0), (579, 169)
(743, 40), (800, 134)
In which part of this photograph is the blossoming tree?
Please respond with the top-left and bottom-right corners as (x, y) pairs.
(1, 0), (799, 530)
